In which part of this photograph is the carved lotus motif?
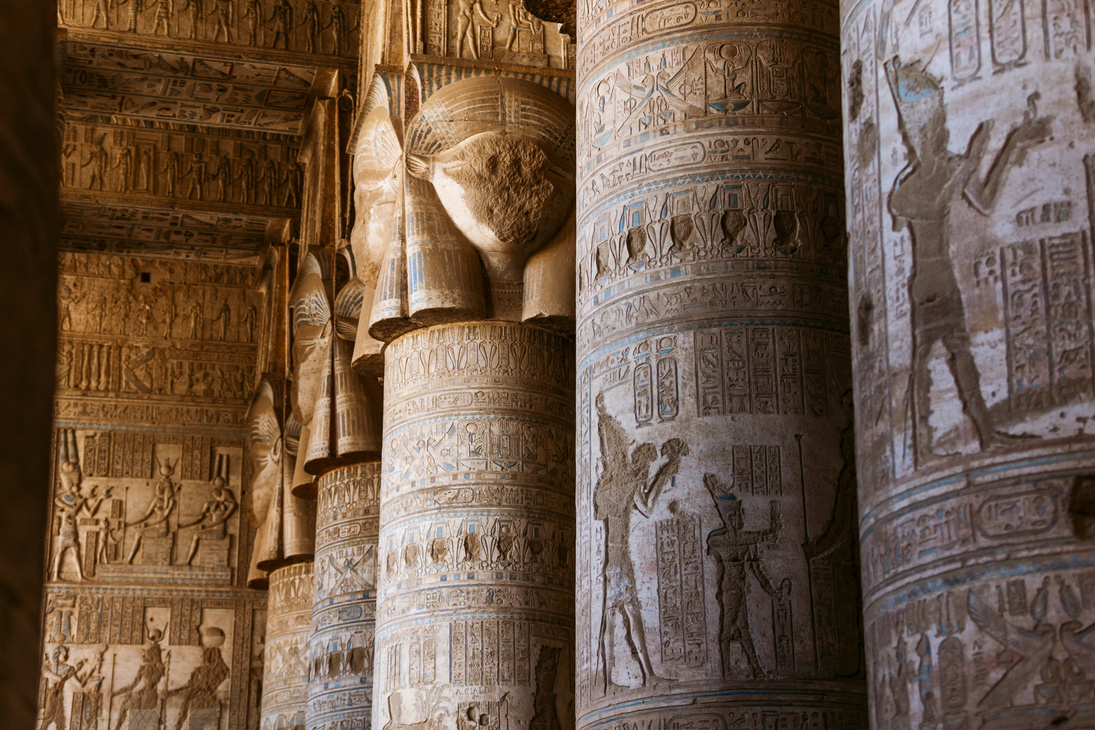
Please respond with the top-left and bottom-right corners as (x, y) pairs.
(407, 131), (574, 281)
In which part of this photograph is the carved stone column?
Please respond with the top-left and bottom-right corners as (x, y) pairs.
(842, 0), (1095, 726)
(262, 562), (315, 730)
(575, 0), (867, 725)
(307, 462), (381, 730)
(373, 321), (574, 728)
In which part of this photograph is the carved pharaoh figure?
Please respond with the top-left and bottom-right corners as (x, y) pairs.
(51, 430), (111, 582)
(886, 58), (1052, 460)
(702, 473), (782, 679)
(593, 393), (687, 692)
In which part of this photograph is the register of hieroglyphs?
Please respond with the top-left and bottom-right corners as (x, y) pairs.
(575, 0), (868, 724)
(842, 0), (1095, 725)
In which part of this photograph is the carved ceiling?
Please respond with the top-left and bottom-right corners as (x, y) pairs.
(58, 0), (360, 264)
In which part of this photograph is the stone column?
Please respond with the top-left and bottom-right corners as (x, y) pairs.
(373, 321), (575, 729)
(262, 562), (315, 730)
(307, 462), (381, 730)
(575, 0), (867, 725)
(0, 0), (56, 725)
(842, 0), (1095, 726)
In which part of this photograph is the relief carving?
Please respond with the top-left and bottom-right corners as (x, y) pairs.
(886, 58), (1053, 461)
(593, 392), (687, 693)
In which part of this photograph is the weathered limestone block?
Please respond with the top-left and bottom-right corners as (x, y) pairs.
(373, 321), (575, 729)
(307, 463), (381, 730)
(575, 0), (868, 724)
(841, 0), (1095, 726)
(263, 562), (314, 730)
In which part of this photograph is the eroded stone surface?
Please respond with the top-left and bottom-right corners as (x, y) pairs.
(842, 0), (1095, 725)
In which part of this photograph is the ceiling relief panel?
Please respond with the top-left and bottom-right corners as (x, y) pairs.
(58, 0), (362, 61)
(62, 41), (315, 131)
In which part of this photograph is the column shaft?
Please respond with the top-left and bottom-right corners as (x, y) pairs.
(308, 463), (381, 729)
(842, 0), (1095, 725)
(374, 321), (575, 728)
(263, 562), (315, 729)
(575, 0), (868, 724)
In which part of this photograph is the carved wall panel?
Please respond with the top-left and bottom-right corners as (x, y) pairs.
(373, 322), (575, 730)
(842, 0), (1095, 724)
(575, 0), (867, 724)
(307, 463), (380, 730)
(61, 121), (303, 213)
(406, 0), (573, 67)
(262, 562), (315, 730)
(42, 250), (265, 730)
(40, 585), (264, 730)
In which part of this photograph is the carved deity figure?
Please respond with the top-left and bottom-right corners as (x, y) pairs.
(187, 152), (209, 200)
(269, 0), (293, 49)
(83, 140), (107, 191)
(258, 158), (278, 205)
(125, 458), (180, 564)
(188, 300), (202, 339)
(112, 147), (133, 192)
(323, 3), (347, 54)
(212, 298), (231, 341)
(213, 155), (232, 202)
(885, 58), (1052, 460)
(113, 630), (167, 730)
(182, 0), (203, 39)
(169, 634), (229, 730)
(148, 0), (173, 36)
(52, 432), (111, 582)
(209, 0), (232, 42)
(703, 473), (782, 679)
(161, 149), (181, 197)
(593, 392), (687, 693)
(283, 161), (302, 207)
(455, 0), (500, 59)
(298, 1), (320, 51)
(236, 154), (256, 204)
(89, 0), (111, 28)
(179, 476), (237, 565)
(506, 0), (542, 51)
(242, 0), (260, 43)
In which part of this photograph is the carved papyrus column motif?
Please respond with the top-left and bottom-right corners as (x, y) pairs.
(576, 0), (867, 723)
(307, 462), (381, 730)
(373, 322), (575, 729)
(842, 0), (1095, 725)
